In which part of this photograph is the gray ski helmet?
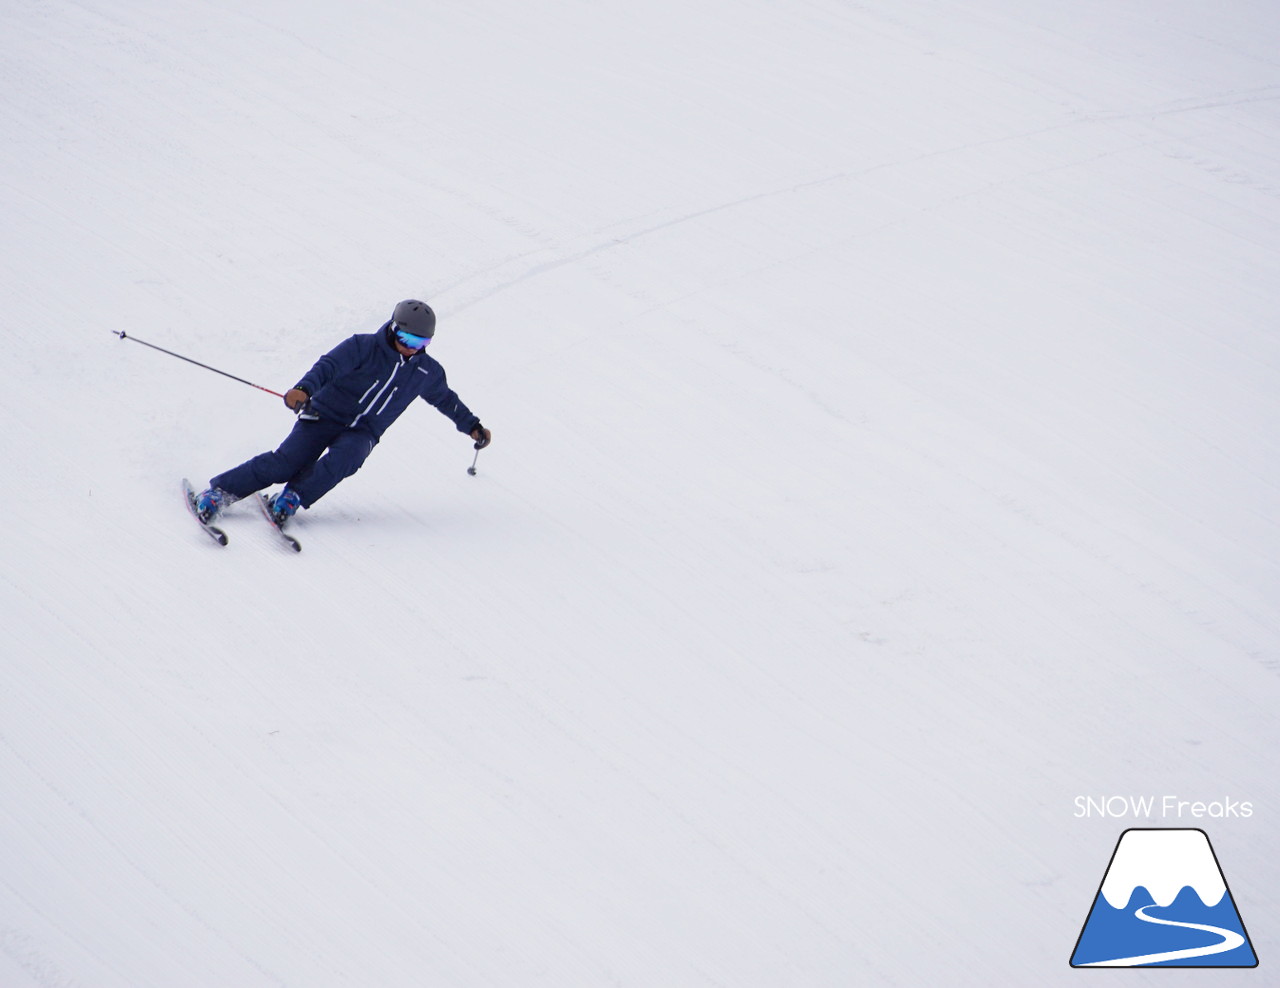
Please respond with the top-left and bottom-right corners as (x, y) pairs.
(391, 299), (436, 338)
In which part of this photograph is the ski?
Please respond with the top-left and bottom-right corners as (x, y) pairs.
(256, 493), (302, 552)
(181, 478), (228, 546)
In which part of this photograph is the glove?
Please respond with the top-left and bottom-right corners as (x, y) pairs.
(470, 423), (492, 449)
(284, 388), (310, 411)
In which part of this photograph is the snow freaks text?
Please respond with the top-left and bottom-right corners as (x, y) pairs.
(1073, 796), (1254, 820)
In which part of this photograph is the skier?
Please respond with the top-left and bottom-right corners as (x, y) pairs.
(194, 300), (491, 525)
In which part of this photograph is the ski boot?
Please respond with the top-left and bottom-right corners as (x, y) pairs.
(268, 487), (302, 526)
(194, 487), (229, 523)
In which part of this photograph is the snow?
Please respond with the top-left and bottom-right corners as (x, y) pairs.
(1099, 830), (1226, 909)
(3, 0), (1279, 984)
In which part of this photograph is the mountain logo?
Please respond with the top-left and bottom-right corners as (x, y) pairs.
(1070, 828), (1258, 968)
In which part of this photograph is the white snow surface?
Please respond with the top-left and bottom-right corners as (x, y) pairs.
(3, 1), (1279, 985)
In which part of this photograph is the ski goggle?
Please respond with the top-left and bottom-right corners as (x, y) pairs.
(392, 323), (432, 350)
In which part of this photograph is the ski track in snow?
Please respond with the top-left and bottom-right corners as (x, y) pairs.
(443, 83), (1280, 318)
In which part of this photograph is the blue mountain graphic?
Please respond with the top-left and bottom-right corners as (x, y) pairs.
(1071, 885), (1257, 967)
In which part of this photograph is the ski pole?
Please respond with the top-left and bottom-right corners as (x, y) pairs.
(113, 330), (285, 399)
(467, 446), (482, 476)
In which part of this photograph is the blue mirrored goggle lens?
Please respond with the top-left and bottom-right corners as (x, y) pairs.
(393, 326), (431, 349)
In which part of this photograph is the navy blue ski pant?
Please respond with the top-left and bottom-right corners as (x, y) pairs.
(210, 418), (377, 509)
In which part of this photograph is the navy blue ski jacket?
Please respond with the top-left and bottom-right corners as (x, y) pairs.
(293, 324), (480, 440)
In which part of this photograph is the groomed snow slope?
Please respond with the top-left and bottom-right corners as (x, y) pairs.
(2, 1), (1279, 984)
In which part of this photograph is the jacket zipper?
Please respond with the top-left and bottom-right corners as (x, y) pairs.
(351, 357), (407, 427)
